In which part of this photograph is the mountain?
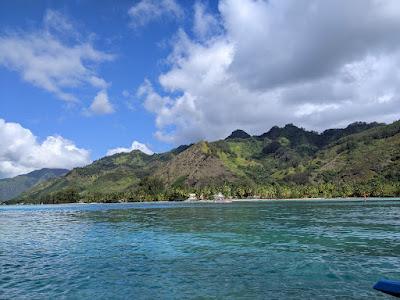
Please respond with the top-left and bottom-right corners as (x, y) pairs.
(0, 168), (69, 201)
(154, 141), (237, 187)
(14, 120), (400, 203)
(226, 129), (251, 139)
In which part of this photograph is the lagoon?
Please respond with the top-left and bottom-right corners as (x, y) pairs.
(1, 200), (399, 299)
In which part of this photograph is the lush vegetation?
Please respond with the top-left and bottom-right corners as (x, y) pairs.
(10, 180), (400, 205)
(9, 120), (400, 204)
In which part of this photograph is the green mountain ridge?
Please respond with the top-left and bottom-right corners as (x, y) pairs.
(12, 120), (400, 204)
(0, 168), (69, 201)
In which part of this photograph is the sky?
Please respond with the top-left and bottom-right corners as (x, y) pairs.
(1, 0), (400, 178)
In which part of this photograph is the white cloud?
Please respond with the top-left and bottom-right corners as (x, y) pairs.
(121, 89), (137, 111)
(0, 9), (113, 102)
(221, 0), (400, 90)
(88, 90), (115, 115)
(0, 118), (91, 178)
(139, 0), (400, 145)
(107, 141), (154, 156)
(193, 2), (220, 40)
(43, 10), (76, 37)
(128, 0), (184, 28)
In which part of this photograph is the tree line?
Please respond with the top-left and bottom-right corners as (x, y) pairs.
(14, 178), (400, 204)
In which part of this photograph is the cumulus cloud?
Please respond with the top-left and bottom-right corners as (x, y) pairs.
(0, 9), (113, 102)
(221, 0), (400, 91)
(0, 118), (91, 178)
(106, 141), (154, 156)
(128, 0), (184, 28)
(88, 90), (115, 115)
(139, 0), (400, 145)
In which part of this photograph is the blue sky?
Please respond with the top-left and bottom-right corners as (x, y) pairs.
(0, 0), (195, 158)
(1, 0), (400, 178)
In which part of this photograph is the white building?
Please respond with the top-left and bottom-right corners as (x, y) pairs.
(213, 192), (225, 201)
(186, 193), (197, 201)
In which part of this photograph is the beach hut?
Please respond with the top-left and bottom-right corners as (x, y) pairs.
(186, 193), (197, 201)
(214, 192), (225, 201)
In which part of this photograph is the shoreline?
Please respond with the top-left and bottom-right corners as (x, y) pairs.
(232, 197), (400, 202)
(188, 197), (400, 203)
(3, 197), (400, 207)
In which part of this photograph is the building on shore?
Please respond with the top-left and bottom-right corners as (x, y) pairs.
(186, 193), (198, 201)
(213, 192), (225, 201)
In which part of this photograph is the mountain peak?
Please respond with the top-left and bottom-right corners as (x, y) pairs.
(259, 124), (305, 139)
(225, 129), (251, 140)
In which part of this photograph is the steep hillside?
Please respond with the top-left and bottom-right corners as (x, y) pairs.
(0, 168), (68, 201)
(310, 120), (400, 183)
(155, 141), (237, 187)
(14, 120), (400, 203)
(18, 150), (169, 201)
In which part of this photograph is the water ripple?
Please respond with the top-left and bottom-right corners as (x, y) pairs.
(1, 200), (399, 299)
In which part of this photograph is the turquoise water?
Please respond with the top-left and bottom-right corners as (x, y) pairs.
(1, 200), (400, 299)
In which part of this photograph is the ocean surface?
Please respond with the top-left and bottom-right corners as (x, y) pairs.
(1, 200), (400, 299)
